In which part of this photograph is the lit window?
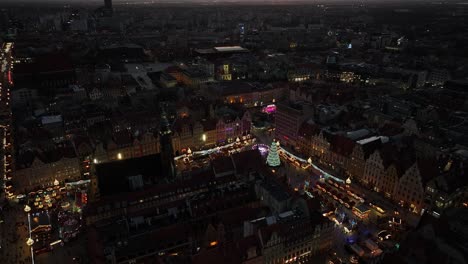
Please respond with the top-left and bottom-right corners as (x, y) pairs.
(209, 241), (218, 246)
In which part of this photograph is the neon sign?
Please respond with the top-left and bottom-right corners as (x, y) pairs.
(262, 104), (276, 114)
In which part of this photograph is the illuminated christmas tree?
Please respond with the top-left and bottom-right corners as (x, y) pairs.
(266, 140), (281, 167)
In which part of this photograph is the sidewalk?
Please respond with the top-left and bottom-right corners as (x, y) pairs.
(0, 204), (32, 264)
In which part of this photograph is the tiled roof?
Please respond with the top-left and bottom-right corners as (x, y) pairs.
(298, 121), (321, 138)
(86, 171), (226, 215)
(16, 142), (77, 168)
(114, 222), (191, 259)
(173, 116), (194, 134)
(14, 53), (73, 74)
(112, 130), (133, 147)
(361, 138), (382, 159)
(95, 154), (162, 196)
(330, 135), (355, 157)
(231, 149), (262, 175)
(201, 118), (217, 131)
(164, 65), (182, 73)
(218, 205), (267, 227)
(385, 145), (415, 176)
(417, 158), (439, 184)
(260, 177), (291, 202)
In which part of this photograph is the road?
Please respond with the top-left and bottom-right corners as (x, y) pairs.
(0, 42), (37, 264)
(1, 41), (13, 201)
(0, 204), (33, 264)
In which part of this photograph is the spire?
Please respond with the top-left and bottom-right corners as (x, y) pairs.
(160, 104), (171, 135)
(209, 104), (215, 119)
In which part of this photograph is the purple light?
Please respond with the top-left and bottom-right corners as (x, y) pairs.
(262, 104), (276, 114)
(252, 143), (269, 156)
(258, 146), (268, 155)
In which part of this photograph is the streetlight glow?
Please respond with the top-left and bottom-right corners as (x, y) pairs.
(26, 238), (34, 246)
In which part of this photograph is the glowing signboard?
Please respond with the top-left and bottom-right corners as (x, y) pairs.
(262, 104), (276, 114)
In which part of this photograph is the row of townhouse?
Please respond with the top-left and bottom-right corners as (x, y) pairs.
(80, 111), (252, 164)
(295, 121), (460, 214)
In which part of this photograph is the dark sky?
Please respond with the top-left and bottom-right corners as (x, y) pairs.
(0, 0), (446, 4)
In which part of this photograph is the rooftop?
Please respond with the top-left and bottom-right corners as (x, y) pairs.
(212, 156), (236, 176)
(213, 46), (249, 52)
(95, 154), (162, 196)
(260, 178), (291, 202)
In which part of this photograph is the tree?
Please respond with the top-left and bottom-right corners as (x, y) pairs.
(266, 140), (281, 167)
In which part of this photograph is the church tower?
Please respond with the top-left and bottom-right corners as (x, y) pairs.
(159, 104), (176, 179)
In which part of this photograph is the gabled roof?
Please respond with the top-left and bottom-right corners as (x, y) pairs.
(298, 121), (321, 138)
(380, 144), (415, 176)
(112, 130), (133, 147)
(16, 142), (77, 168)
(417, 158), (439, 184)
(330, 135), (355, 157)
(361, 138), (382, 159)
(201, 118), (217, 131)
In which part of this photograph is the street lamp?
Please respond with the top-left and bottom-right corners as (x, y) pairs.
(307, 157), (312, 164)
(24, 205), (35, 264)
(236, 137), (240, 143)
(187, 148), (192, 155)
(53, 179), (59, 186)
(346, 177), (352, 185)
(26, 238), (34, 247)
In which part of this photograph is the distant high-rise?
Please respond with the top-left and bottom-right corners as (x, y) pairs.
(104, 0), (112, 9)
(104, 0), (113, 16)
